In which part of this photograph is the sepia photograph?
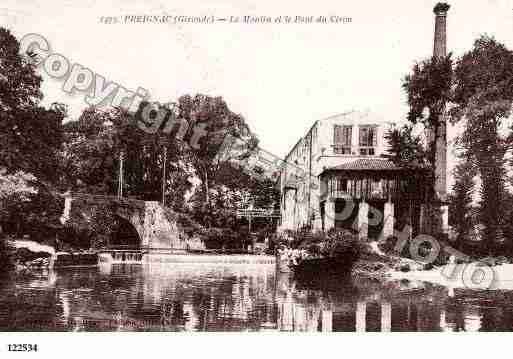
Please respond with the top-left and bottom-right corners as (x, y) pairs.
(1, 0), (513, 356)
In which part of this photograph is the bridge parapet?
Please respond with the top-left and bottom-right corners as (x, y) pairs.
(59, 193), (202, 250)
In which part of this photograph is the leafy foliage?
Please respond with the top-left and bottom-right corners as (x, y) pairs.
(0, 27), (278, 250)
(448, 159), (476, 248)
(0, 28), (64, 182)
(0, 28), (42, 111)
(403, 55), (453, 207)
(384, 124), (427, 167)
(403, 55), (453, 127)
(275, 229), (362, 262)
(0, 170), (37, 212)
(61, 201), (119, 250)
(0, 159), (63, 241)
(450, 36), (513, 251)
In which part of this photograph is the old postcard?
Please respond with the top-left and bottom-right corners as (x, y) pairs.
(1, 0), (513, 356)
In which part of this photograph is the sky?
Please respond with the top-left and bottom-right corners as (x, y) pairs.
(2, 0), (513, 190)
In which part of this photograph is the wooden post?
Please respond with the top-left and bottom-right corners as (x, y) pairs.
(381, 301), (391, 332)
(248, 213), (252, 252)
(358, 200), (369, 240)
(356, 301), (366, 332)
(322, 309), (333, 332)
(162, 147), (167, 206)
(324, 198), (336, 231)
(117, 151), (124, 199)
(383, 200), (395, 239)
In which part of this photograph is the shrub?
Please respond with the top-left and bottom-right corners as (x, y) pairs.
(176, 213), (205, 238)
(320, 230), (362, 263)
(200, 227), (248, 251)
(276, 229), (362, 265)
(378, 236), (398, 254)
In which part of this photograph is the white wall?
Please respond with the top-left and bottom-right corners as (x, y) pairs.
(279, 110), (395, 232)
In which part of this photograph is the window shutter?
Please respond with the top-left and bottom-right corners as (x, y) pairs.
(359, 127), (366, 146)
(334, 125), (341, 144)
(342, 126), (352, 146)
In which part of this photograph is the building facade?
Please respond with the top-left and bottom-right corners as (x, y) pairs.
(278, 4), (451, 240)
(278, 111), (430, 240)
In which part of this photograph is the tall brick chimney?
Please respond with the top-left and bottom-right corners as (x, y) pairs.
(432, 2), (449, 204)
(433, 3), (450, 58)
(433, 2), (450, 234)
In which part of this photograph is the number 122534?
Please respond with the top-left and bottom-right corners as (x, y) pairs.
(7, 344), (38, 352)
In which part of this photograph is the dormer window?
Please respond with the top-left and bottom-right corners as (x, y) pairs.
(334, 125), (352, 154)
(359, 125), (377, 155)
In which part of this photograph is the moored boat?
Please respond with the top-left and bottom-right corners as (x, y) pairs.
(292, 255), (354, 279)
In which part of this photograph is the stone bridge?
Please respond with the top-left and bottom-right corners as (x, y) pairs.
(59, 193), (203, 250)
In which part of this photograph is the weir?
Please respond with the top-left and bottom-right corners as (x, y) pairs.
(98, 250), (146, 264)
(98, 250), (276, 265)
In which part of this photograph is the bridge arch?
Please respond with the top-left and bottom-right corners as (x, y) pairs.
(109, 215), (141, 249)
(61, 194), (193, 250)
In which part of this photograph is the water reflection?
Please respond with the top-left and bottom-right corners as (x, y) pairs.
(2, 260), (513, 331)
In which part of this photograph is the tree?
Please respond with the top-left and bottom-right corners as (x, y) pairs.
(0, 170), (37, 232)
(384, 124), (427, 167)
(59, 105), (188, 207)
(62, 202), (118, 250)
(59, 107), (120, 194)
(0, 28), (64, 183)
(448, 158), (476, 249)
(0, 28), (41, 112)
(403, 54), (453, 201)
(60, 94), (273, 249)
(450, 35), (513, 252)
(175, 94), (258, 207)
(0, 28), (65, 243)
(402, 54), (453, 236)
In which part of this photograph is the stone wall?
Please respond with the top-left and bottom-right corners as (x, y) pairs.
(62, 195), (205, 250)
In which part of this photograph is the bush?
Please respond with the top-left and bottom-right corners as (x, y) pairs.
(201, 227), (249, 251)
(276, 229), (362, 265)
(320, 230), (362, 263)
(378, 236), (398, 254)
(177, 213), (206, 238)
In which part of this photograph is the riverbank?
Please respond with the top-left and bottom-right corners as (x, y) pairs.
(12, 239), (55, 254)
(11, 238), (513, 291)
(9, 239), (276, 270)
(348, 240), (513, 291)
(350, 241), (427, 279)
(388, 263), (513, 290)
(351, 239), (513, 290)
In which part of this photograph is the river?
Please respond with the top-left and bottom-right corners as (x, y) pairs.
(1, 259), (513, 332)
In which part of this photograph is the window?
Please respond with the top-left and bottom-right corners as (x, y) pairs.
(359, 126), (377, 155)
(334, 125), (352, 154)
(359, 147), (375, 155)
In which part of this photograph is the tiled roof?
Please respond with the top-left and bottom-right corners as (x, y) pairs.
(328, 158), (401, 171)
